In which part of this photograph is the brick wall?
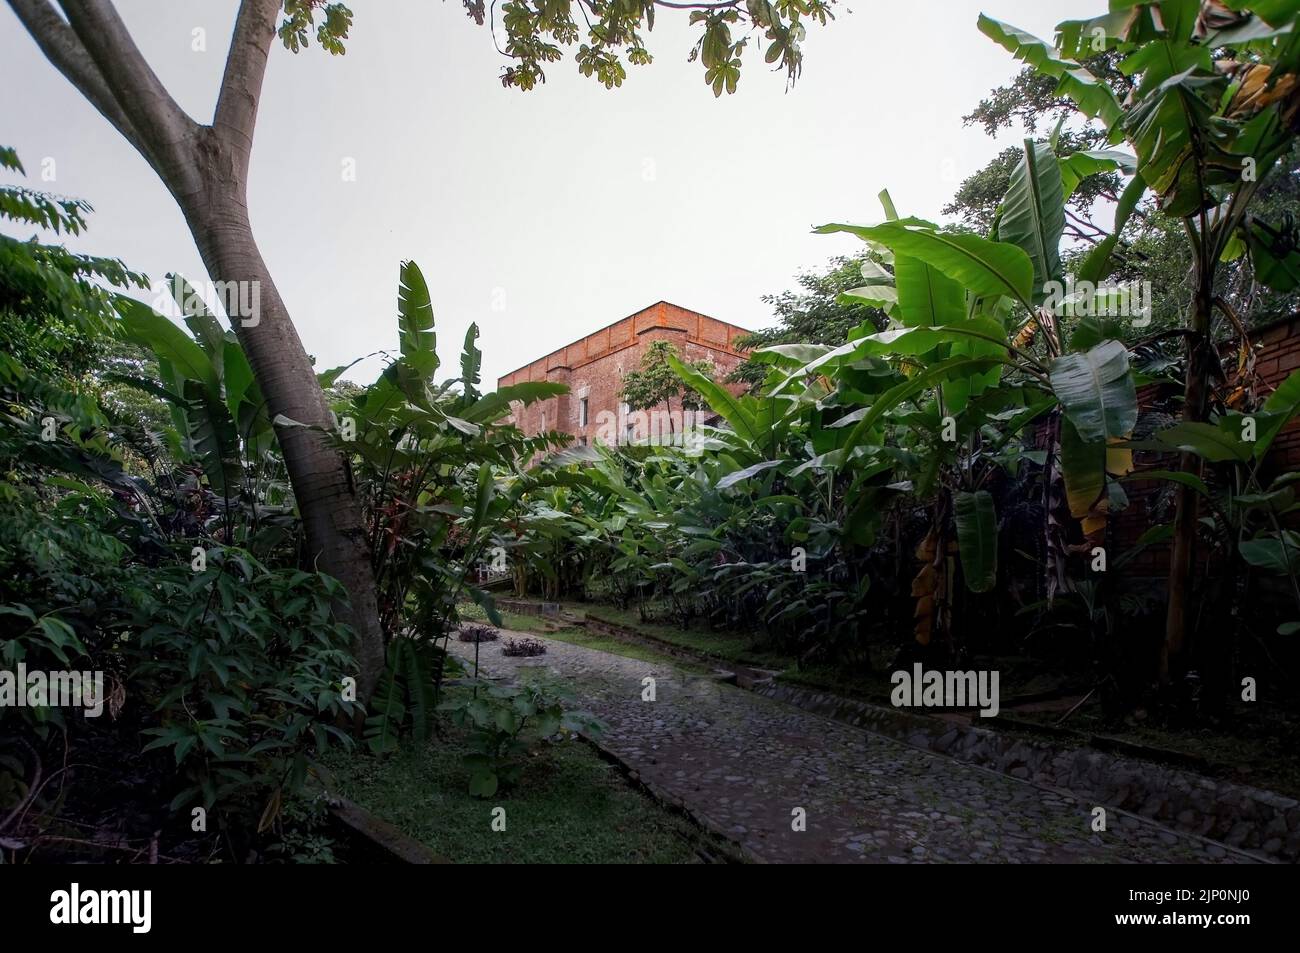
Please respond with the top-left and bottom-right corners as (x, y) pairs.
(1115, 312), (1300, 576)
(496, 301), (750, 445)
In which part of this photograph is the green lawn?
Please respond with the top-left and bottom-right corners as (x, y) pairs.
(324, 695), (713, 864)
(579, 603), (792, 668)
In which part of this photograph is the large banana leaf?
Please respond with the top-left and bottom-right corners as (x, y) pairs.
(954, 490), (998, 593)
(846, 319), (1010, 360)
(1246, 216), (1300, 292)
(118, 297), (219, 395)
(462, 381), (568, 424)
(1058, 149), (1136, 199)
(1049, 340), (1137, 443)
(182, 378), (243, 499)
(460, 323), (482, 402)
(716, 459), (784, 490)
(667, 353), (764, 449)
(1254, 369), (1300, 459)
(398, 259), (438, 377)
(1123, 70), (1232, 219)
(999, 140), (1065, 302)
(1154, 419), (1253, 463)
(894, 253), (965, 327)
(816, 220), (1035, 310)
(170, 275), (227, 381)
(1059, 417), (1105, 522)
(836, 356), (1005, 451)
(977, 16), (1124, 126)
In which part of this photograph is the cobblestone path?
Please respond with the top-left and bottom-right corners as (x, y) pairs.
(447, 632), (1259, 864)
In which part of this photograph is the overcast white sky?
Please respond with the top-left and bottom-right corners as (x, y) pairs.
(1, 0), (1085, 385)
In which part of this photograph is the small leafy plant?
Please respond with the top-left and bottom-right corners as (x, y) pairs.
(501, 637), (547, 657)
(438, 681), (602, 797)
(457, 623), (499, 643)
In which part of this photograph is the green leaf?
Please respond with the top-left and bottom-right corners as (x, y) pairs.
(463, 381), (569, 424)
(954, 490), (998, 593)
(815, 220), (1035, 309)
(535, 708), (561, 738)
(977, 15), (1124, 126)
(460, 323), (482, 401)
(182, 378), (242, 496)
(117, 297), (218, 394)
(1123, 69), (1230, 219)
(839, 356), (1005, 451)
(1122, 468), (1210, 496)
(1154, 420), (1252, 463)
(1058, 149), (1136, 199)
(1256, 369), (1300, 459)
(397, 259), (437, 377)
(893, 253), (964, 328)
(999, 140), (1065, 301)
(1049, 340), (1137, 442)
(222, 338), (256, 424)
(1059, 417), (1105, 519)
(667, 354), (761, 447)
(1240, 530), (1300, 575)
(716, 459), (784, 490)
(1246, 217), (1300, 292)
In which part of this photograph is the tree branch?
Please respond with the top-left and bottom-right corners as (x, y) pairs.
(213, 0), (279, 158)
(5, 0), (143, 152)
(57, 0), (199, 177)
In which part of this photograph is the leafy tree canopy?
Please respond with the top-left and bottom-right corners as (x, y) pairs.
(622, 340), (713, 412)
(279, 0), (839, 96)
(730, 255), (888, 388)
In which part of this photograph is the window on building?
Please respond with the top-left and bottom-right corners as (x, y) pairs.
(579, 397), (588, 428)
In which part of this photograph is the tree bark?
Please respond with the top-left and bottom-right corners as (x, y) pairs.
(9, 0), (386, 699)
(174, 136), (386, 699)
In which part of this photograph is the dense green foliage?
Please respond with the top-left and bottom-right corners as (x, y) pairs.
(6, 0), (1300, 864)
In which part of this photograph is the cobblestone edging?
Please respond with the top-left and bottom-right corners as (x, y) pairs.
(753, 681), (1299, 862)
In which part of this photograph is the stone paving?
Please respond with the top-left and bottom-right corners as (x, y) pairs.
(447, 631), (1260, 864)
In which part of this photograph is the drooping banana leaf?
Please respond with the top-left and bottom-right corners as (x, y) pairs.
(954, 490), (998, 593)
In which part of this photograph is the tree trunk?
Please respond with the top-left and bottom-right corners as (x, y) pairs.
(166, 135), (386, 699)
(4, 0), (388, 701)
(1161, 288), (1214, 685)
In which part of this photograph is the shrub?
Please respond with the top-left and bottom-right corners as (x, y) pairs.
(457, 623), (499, 643)
(501, 637), (547, 657)
(439, 680), (602, 796)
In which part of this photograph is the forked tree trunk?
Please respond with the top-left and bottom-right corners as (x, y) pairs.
(174, 146), (386, 699)
(9, 0), (386, 699)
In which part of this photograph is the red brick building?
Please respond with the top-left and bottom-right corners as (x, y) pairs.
(497, 301), (751, 446)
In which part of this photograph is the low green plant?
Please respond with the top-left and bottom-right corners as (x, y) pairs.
(438, 680), (603, 797)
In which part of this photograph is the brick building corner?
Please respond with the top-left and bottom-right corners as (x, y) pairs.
(496, 301), (752, 445)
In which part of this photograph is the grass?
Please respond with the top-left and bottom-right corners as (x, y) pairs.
(324, 689), (712, 864)
(541, 626), (714, 673)
(579, 603), (793, 668)
(1013, 704), (1300, 800)
(460, 600), (714, 672)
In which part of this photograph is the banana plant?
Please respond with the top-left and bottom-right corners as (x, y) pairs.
(980, 0), (1300, 680)
(776, 160), (1142, 646)
(110, 277), (283, 546)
